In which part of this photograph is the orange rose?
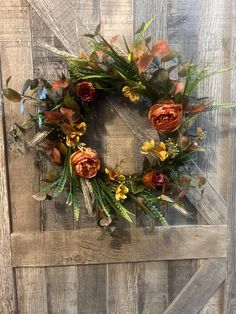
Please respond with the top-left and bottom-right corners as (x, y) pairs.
(148, 101), (183, 134)
(143, 171), (164, 189)
(71, 149), (101, 178)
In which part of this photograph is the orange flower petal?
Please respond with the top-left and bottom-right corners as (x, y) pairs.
(60, 107), (76, 124)
(137, 54), (153, 74)
(151, 40), (170, 57)
(51, 147), (62, 164)
(44, 111), (64, 124)
(52, 80), (69, 92)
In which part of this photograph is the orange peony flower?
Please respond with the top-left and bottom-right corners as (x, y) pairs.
(71, 149), (101, 178)
(143, 171), (164, 189)
(148, 101), (183, 134)
(75, 82), (95, 102)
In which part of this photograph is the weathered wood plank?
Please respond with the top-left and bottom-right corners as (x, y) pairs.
(137, 262), (168, 313)
(107, 263), (138, 313)
(186, 162), (227, 225)
(0, 1), (48, 312)
(0, 61), (17, 314)
(164, 258), (226, 314)
(196, 0), (232, 312)
(11, 225), (226, 267)
(165, 2), (199, 307)
(15, 268), (48, 314)
(224, 0), (236, 312)
(27, 0), (85, 54)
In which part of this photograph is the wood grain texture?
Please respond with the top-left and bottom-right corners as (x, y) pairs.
(11, 225), (226, 267)
(0, 1), (48, 313)
(164, 258), (226, 314)
(224, 0), (236, 312)
(27, 0), (85, 54)
(196, 0), (232, 312)
(0, 62), (17, 314)
(137, 262), (168, 314)
(0, 0), (41, 233)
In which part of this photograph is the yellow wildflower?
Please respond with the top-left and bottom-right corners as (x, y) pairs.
(141, 139), (155, 154)
(74, 122), (87, 136)
(66, 133), (80, 147)
(156, 142), (168, 161)
(65, 122), (87, 147)
(115, 184), (129, 201)
(122, 85), (140, 102)
(105, 168), (125, 183)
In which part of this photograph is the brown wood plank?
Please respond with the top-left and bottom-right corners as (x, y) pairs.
(15, 268), (48, 314)
(0, 63), (17, 314)
(164, 258), (226, 314)
(11, 225), (226, 267)
(224, 0), (236, 312)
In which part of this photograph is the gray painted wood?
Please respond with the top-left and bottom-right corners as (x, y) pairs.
(224, 1), (236, 312)
(196, 1), (232, 312)
(0, 62), (17, 314)
(164, 258), (226, 314)
(0, 0), (48, 313)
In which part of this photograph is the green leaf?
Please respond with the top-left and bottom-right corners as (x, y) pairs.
(63, 95), (78, 109)
(83, 34), (94, 38)
(53, 148), (71, 197)
(95, 23), (101, 35)
(130, 178), (146, 194)
(123, 35), (131, 54)
(157, 195), (191, 217)
(2, 88), (22, 102)
(6, 76), (11, 87)
(150, 68), (169, 89)
(135, 18), (154, 35)
(22, 79), (34, 95)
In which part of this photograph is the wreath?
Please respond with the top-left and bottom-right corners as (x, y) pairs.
(2, 20), (232, 230)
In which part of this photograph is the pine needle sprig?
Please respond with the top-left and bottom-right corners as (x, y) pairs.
(141, 193), (168, 227)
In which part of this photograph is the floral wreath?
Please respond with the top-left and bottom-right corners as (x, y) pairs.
(2, 20), (232, 231)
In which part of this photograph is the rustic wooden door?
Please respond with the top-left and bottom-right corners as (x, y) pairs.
(0, 0), (235, 313)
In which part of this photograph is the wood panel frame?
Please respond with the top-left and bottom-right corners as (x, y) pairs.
(0, 0), (232, 313)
